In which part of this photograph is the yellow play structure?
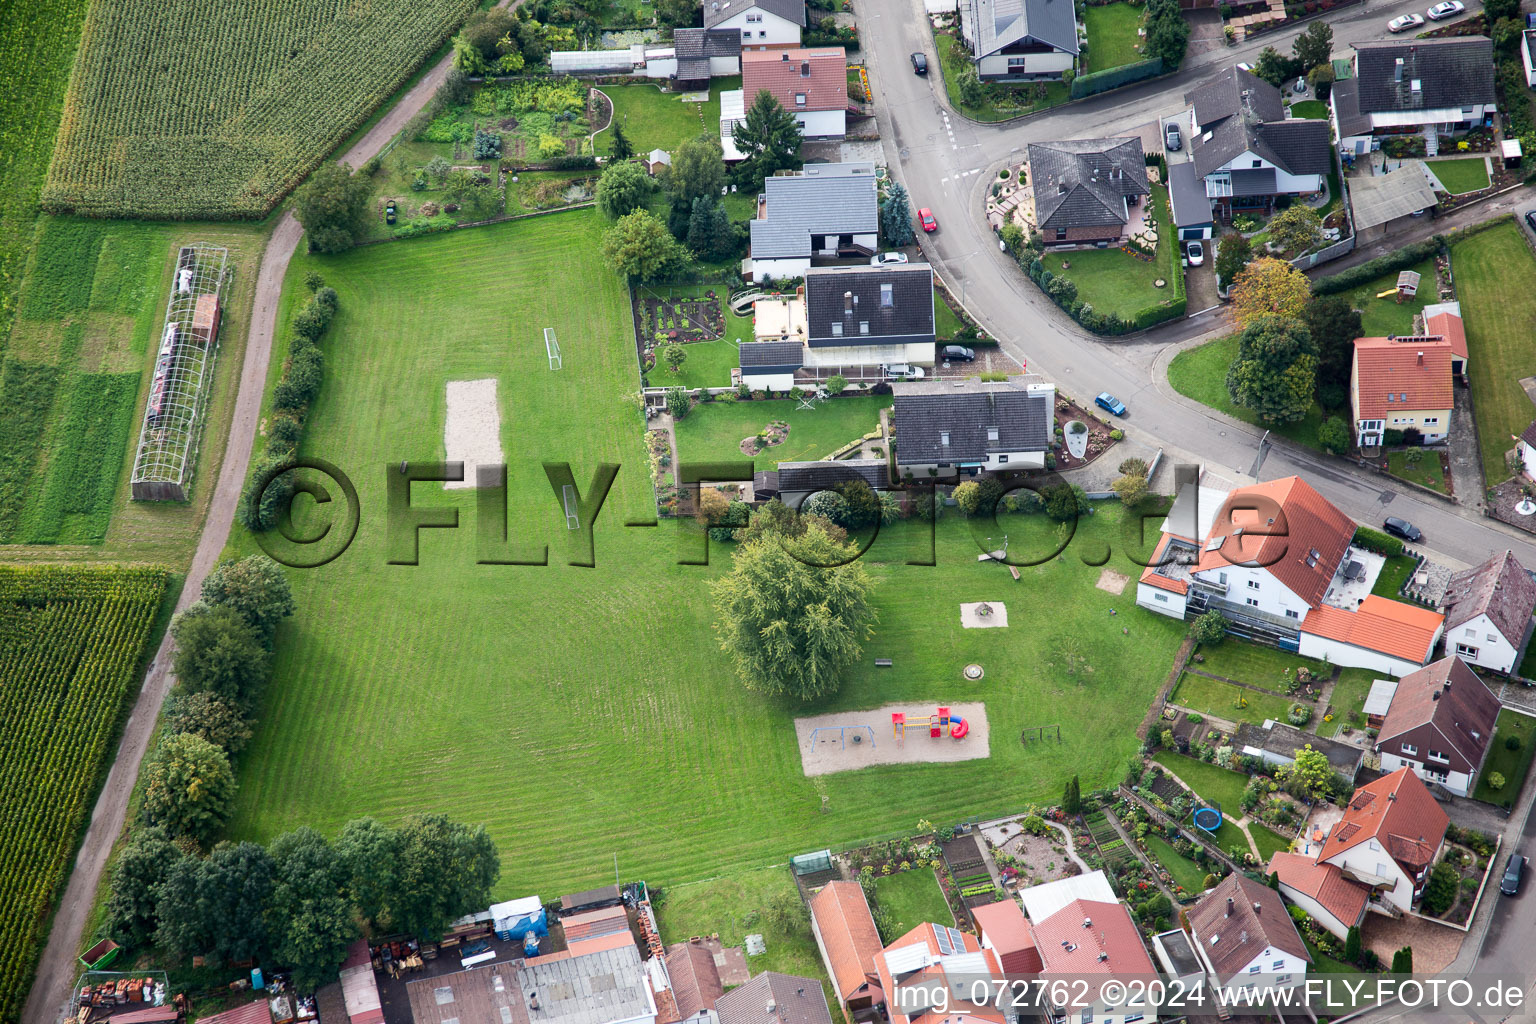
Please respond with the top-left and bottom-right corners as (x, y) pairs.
(1376, 270), (1421, 303)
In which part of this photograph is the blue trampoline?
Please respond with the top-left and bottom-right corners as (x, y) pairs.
(1193, 806), (1222, 832)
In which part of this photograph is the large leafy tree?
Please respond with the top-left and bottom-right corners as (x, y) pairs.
(596, 159), (651, 219)
(1302, 294), (1363, 394)
(669, 135), (727, 210)
(201, 841), (276, 964)
(1225, 313), (1317, 423)
(106, 827), (184, 948)
(712, 520), (878, 700)
(656, 0), (700, 29)
(881, 181), (916, 246)
(336, 817), (402, 930)
(390, 814), (502, 940)
(140, 732), (238, 844)
(269, 828), (358, 991)
(171, 603), (271, 708)
(1268, 205), (1322, 254)
(1230, 257), (1310, 328)
(732, 90), (803, 189)
(153, 856), (216, 958)
(1144, 0), (1191, 70)
(201, 555), (294, 646)
(163, 690), (255, 755)
(293, 162), (372, 254)
(602, 209), (693, 279)
(1292, 20), (1333, 73)
(686, 194), (735, 259)
(1214, 232), (1252, 289)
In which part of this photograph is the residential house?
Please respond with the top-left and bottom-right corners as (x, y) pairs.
(1441, 550), (1536, 674)
(1025, 137), (1150, 247)
(872, 922), (1007, 1024)
(970, 898), (1042, 974)
(741, 48), (848, 140)
(1232, 722), (1364, 781)
(407, 943), (660, 1024)
(957, 0), (1079, 81)
(666, 941), (725, 1022)
(704, 0), (805, 49)
(671, 27), (743, 88)
(1421, 302), (1468, 377)
(777, 460), (889, 506)
(1351, 333), (1453, 446)
(1375, 655), (1501, 796)
(738, 340), (805, 391)
(1347, 161), (1439, 244)
(892, 378), (1054, 479)
(1318, 767), (1449, 912)
(715, 973), (834, 1024)
(1137, 476), (1446, 674)
(1187, 875), (1310, 1004)
(1518, 419), (1536, 483)
(1030, 896), (1159, 1024)
(803, 264), (936, 372)
(1331, 38), (1496, 158)
(1267, 851), (1369, 941)
(807, 881), (887, 1023)
(1185, 66), (1330, 218)
(1167, 160), (1215, 243)
(746, 162), (878, 283)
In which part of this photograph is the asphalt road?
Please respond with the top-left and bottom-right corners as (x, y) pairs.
(861, 0), (1536, 569)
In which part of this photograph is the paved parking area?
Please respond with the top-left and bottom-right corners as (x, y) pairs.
(1362, 910), (1465, 973)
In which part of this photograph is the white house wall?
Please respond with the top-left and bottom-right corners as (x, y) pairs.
(1378, 751), (1474, 797)
(1297, 632), (1424, 676)
(1190, 563), (1310, 622)
(801, 341), (933, 367)
(742, 371), (797, 391)
(710, 55), (742, 75)
(1447, 612), (1519, 674)
(1217, 950), (1309, 995)
(1275, 884), (1352, 940)
(975, 50), (1074, 79)
(1209, 151), (1322, 193)
(751, 257), (811, 283)
(1326, 843), (1418, 912)
(1136, 582), (1188, 619)
(793, 108), (846, 139)
(1368, 105), (1493, 130)
(1520, 439), (1536, 481)
(718, 9), (802, 48)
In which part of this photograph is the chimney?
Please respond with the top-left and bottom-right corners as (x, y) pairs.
(1226, 897), (1234, 917)
(801, 61), (811, 77)
(767, 1001), (778, 1016)
(844, 290), (853, 314)
(1082, 917), (1092, 928)
(1253, 902), (1263, 913)
(530, 991), (542, 1011)
(1417, 350), (1424, 365)
(1444, 678), (1452, 690)
(1096, 953), (1108, 963)
(1432, 691), (1441, 701)
(782, 51), (790, 61)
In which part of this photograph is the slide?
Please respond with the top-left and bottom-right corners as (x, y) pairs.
(950, 716), (969, 740)
(1376, 288), (1398, 299)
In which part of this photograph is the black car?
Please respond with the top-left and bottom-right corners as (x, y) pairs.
(1526, 210), (1536, 234)
(1502, 852), (1526, 895)
(941, 345), (975, 361)
(911, 52), (928, 75)
(1383, 516), (1422, 543)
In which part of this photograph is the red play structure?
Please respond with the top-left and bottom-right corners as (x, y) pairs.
(892, 706), (969, 741)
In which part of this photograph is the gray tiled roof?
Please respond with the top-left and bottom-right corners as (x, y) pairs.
(715, 974), (833, 1024)
(1442, 550), (1536, 645)
(1027, 137), (1148, 231)
(1191, 110), (1330, 179)
(738, 340), (805, 370)
(776, 459), (889, 493)
(892, 381), (1051, 463)
(962, 0), (1079, 58)
(749, 164), (879, 259)
(1187, 66), (1285, 130)
(1352, 37), (1495, 113)
(1233, 720), (1364, 776)
(672, 27), (739, 79)
(1330, 77), (1372, 137)
(704, 0), (807, 29)
(804, 264), (934, 347)
(1167, 161), (1213, 228)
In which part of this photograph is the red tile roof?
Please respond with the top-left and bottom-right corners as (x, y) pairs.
(872, 924), (1006, 1024)
(742, 48), (848, 113)
(1267, 852), (1368, 930)
(1187, 874), (1309, 983)
(1195, 476), (1356, 607)
(809, 881), (885, 1005)
(567, 930), (638, 958)
(666, 941), (725, 1019)
(1352, 335), (1453, 420)
(1426, 311), (1467, 360)
(1298, 595), (1443, 664)
(1030, 899), (1156, 977)
(1318, 768), (1448, 873)
(970, 899), (1042, 975)
(195, 1002), (272, 1024)
(1377, 655), (1501, 776)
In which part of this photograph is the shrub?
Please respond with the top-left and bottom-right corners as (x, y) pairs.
(1421, 862), (1459, 915)
(1488, 771), (1507, 791)
(1352, 525), (1404, 557)
(1318, 416), (1350, 455)
(1507, 734), (1523, 752)
(1186, 713), (1203, 724)
(1287, 703), (1312, 726)
(1191, 611), (1229, 646)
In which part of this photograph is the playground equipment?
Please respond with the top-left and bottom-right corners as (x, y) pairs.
(808, 725), (876, 750)
(1376, 270), (1421, 303)
(892, 706), (969, 741)
(1192, 806), (1223, 833)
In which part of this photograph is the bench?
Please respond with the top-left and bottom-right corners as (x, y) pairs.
(875, 658), (893, 667)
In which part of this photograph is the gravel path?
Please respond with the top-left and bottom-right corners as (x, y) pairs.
(20, 19), (495, 1020)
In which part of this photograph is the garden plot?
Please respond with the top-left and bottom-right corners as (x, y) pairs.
(795, 703), (989, 776)
(421, 79), (594, 164)
(443, 379), (503, 490)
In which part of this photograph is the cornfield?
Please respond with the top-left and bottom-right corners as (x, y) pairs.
(42, 0), (480, 220)
(0, 566), (167, 1024)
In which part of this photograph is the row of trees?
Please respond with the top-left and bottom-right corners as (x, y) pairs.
(106, 814), (499, 990)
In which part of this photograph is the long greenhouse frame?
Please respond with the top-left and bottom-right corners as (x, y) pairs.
(129, 243), (230, 502)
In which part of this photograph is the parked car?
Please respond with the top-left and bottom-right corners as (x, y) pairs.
(1526, 209), (1536, 234)
(1383, 516), (1422, 542)
(1388, 12), (1425, 31)
(1164, 122), (1181, 151)
(885, 363), (925, 380)
(941, 345), (975, 362)
(1095, 392), (1127, 416)
(918, 208), (938, 232)
(385, 200), (397, 225)
(1427, 1), (1465, 19)
(1186, 240), (1205, 266)
(870, 251), (909, 267)
(911, 52), (928, 75)
(1502, 852), (1526, 895)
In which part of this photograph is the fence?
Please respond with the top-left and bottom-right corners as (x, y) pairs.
(1119, 784), (1245, 873)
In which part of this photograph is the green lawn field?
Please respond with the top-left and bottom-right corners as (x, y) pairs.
(221, 209), (1188, 899)
(674, 394), (892, 465)
(1338, 256), (1437, 338)
(1251, 823), (1293, 863)
(1428, 157), (1490, 194)
(1288, 100), (1329, 119)
(1370, 556), (1417, 599)
(598, 80), (733, 158)
(1472, 709), (1536, 805)
(1196, 640), (1329, 690)
(874, 868), (954, 934)
(1167, 334), (1330, 452)
(1084, 3), (1146, 71)
(1055, 187), (1177, 319)
(1144, 834), (1207, 894)
(1452, 220), (1536, 484)
(1170, 672), (1293, 725)
(1153, 751), (1248, 810)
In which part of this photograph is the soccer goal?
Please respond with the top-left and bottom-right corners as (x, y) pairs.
(545, 327), (562, 370)
(562, 484), (579, 530)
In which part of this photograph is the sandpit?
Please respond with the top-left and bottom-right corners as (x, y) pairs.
(795, 702), (989, 776)
(1095, 568), (1130, 594)
(443, 379), (503, 490)
(960, 602), (1008, 628)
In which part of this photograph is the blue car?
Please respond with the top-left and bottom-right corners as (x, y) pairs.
(1095, 392), (1127, 416)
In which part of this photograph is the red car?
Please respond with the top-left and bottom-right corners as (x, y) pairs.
(918, 207), (938, 232)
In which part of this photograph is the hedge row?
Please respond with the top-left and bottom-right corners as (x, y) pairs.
(1352, 525), (1404, 558)
(1311, 216), (1516, 296)
(1070, 57), (1163, 99)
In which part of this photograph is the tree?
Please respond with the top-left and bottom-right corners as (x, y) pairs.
(602, 209), (693, 279)
(1303, 294), (1363, 395)
(1485, 0), (1519, 24)
(608, 121), (634, 161)
(1307, 61), (1336, 101)
(164, 690), (254, 755)
(666, 386), (690, 420)
(834, 481), (881, 529)
(1344, 925), (1362, 964)
(712, 521), (877, 700)
(954, 63), (985, 108)
(696, 486), (731, 524)
(825, 374), (848, 396)
(686, 194), (734, 259)
(1214, 232), (1252, 288)
(1041, 482), (1088, 521)
(1225, 313), (1317, 423)
(1268, 204), (1322, 254)
(657, 0), (700, 29)
(153, 855), (215, 958)
(661, 343), (688, 373)
(141, 732), (237, 843)
(1111, 470), (1149, 508)
(1422, 861), (1459, 914)
(201, 841), (276, 964)
(1230, 257), (1310, 328)
(1318, 416), (1351, 455)
(294, 162), (372, 254)
(269, 827), (357, 991)
(171, 604), (271, 708)
(1489, 771), (1507, 791)
(1191, 611), (1229, 646)
(106, 827), (183, 948)
(1292, 20), (1333, 73)
(802, 490), (851, 527)
(596, 159), (651, 219)
(201, 555), (294, 646)
(1253, 45), (1300, 87)
(389, 814), (501, 940)
(1268, 871), (1280, 890)
(1062, 775), (1082, 815)
(452, 8), (517, 71)
(952, 481), (983, 516)
(881, 181), (916, 246)
(1288, 744), (1333, 797)
(1144, 0), (1191, 69)
(336, 817), (402, 930)
(732, 90), (803, 189)
(669, 136), (727, 209)
(1391, 946), (1413, 973)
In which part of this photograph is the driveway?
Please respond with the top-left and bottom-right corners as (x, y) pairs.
(1447, 387), (1484, 509)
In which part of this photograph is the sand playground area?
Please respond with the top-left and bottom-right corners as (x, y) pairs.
(443, 378), (503, 490)
(795, 702), (989, 776)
